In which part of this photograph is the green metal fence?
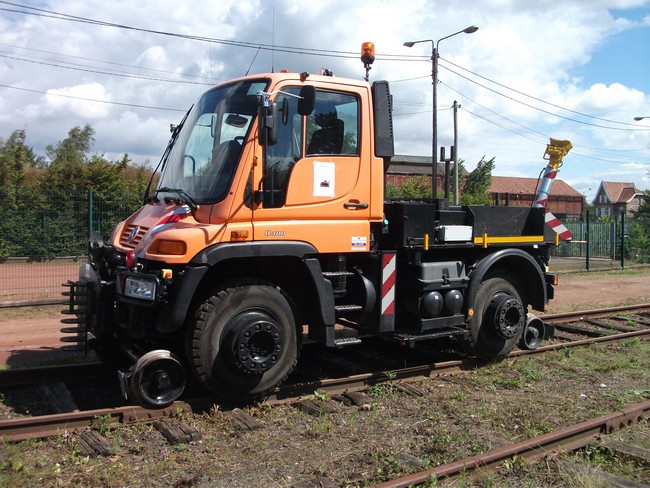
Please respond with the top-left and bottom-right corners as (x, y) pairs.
(553, 221), (617, 259)
(0, 189), (643, 305)
(0, 189), (142, 305)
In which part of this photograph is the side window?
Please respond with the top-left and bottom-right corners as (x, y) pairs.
(264, 87), (303, 208)
(306, 91), (359, 156)
(262, 88), (360, 209)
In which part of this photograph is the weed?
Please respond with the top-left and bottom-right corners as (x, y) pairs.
(371, 371), (398, 396)
(495, 377), (523, 389)
(95, 414), (113, 435)
(502, 455), (526, 474)
(419, 474), (438, 487)
(592, 358), (640, 373)
(310, 390), (330, 402)
(175, 406), (189, 422)
(522, 367), (542, 382)
(423, 427), (453, 457)
(449, 391), (466, 401)
(69, 442), (82, 459)
(375, 453), (401, 479)
(608, 389), (650, 406)
(128, 443), (146, 455)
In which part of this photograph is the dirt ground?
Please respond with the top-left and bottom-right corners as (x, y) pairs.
(1, 269), (649, 487)
(0, 268), (649, 367)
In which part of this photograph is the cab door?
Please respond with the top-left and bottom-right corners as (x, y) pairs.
(252, 85), (372, 253)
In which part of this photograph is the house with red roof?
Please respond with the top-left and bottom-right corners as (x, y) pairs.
(488, 176), (584, 219)
(592, 181), (647, 218)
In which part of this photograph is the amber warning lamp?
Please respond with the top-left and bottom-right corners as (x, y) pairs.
(361, 42), (375, 81)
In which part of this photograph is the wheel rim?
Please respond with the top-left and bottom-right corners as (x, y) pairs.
(131, 350), (186, 407)
(225, 309), (284, 375)
(485, 291), (525, 339)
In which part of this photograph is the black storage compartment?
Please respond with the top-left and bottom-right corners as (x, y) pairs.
(382, 200), (471, 248)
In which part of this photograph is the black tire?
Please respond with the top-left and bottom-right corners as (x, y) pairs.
(187, 284), (301, 396)
(466, 274), (526, 359)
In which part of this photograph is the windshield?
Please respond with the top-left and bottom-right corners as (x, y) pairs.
(157, 79), (268, 204)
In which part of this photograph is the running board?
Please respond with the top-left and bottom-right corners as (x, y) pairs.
(392, 327), (467, 346)
(334, 337), (362, 348)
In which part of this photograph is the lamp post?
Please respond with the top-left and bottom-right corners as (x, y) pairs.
(404, 25), (478, 199)
(634, 116), (648, 121)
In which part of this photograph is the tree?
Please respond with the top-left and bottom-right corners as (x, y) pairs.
(45, 124), (95, 189)
(460, 156), (495, 205)
(0, 129), (31, 188)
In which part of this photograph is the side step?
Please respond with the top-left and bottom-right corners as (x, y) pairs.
(335, 304), (364, 315)
(334, 337), (362, 348)
(392, 327), (467, 346)
(322, 271), (355, 278)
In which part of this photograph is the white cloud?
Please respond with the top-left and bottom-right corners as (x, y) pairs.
(0, 0), (647, 200)
(45, 83), (112, 119)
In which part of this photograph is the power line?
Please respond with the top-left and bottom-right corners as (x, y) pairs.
(461, 107), (649, 165)
(0, 83), (186, 112)
(0, 53), (215, 86)
(0, 1), (427, 62)
(441, 56), (642, 128)
(440, 81), (650, 157)
(439, 62), (650, 132)
(0, 42), (222, 82)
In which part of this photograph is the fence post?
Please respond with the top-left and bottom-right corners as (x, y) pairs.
(620, 212), (625, 270)
(88, 189), (93, 238)
(585, 211), (590, 271)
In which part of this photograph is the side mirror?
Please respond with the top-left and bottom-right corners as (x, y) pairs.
(258, 102), (278, 146)
(298, 86), (315, 116)
(210, 114), (217, 138)
(279, 97), (289, 125)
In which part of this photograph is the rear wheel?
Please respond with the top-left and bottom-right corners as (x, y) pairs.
(187, 284), (301, 397)
(467, 274), (526, 359)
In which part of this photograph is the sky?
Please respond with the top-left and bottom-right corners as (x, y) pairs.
(0, 0), (649, 202)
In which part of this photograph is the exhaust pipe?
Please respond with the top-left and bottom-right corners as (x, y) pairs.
(518, 313), (545, 350)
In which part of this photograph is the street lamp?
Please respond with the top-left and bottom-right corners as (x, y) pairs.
(404, 25), (478, 199)
(634, 116), (648, 121)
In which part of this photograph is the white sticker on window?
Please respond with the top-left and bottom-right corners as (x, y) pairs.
(313, 161), (335, 197)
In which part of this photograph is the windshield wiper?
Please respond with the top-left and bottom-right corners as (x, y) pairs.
(155, 187), (198, 211)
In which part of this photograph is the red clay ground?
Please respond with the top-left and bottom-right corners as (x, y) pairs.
(0, 269), (648, 368)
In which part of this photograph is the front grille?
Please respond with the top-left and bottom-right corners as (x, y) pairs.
(119, 225), (149, 249)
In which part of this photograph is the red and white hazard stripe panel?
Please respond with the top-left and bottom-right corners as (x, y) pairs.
(545, 210), (572, 241)
(381, 252), (396, 317)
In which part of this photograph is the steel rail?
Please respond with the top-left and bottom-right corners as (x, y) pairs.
(0, 401), (193, 442)
(272, 327), (650, 402)
(270, 358), (474, 403)
(375, 400), (650, 488)
(1, 304), (648, 442)
(541, 302), (650, 322)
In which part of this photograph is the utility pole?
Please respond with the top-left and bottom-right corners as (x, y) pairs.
(453, 100), (460, 205)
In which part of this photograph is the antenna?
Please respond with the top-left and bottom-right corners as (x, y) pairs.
(271, 5), (275, 73)
(245, 46), (262, 76)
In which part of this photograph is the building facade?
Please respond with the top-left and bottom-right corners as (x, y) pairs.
(592, 181), (647, 218)
(489, 176), (584, 219)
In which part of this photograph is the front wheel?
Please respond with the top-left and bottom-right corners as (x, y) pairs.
(466, 274), (526, 359)
(187, 284), (301, 397)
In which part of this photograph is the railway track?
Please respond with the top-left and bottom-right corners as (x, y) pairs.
(376, 399), (650, 488)
(0, 304), (648, 444)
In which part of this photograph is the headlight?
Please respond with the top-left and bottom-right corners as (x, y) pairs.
(124, 277), (157, 301)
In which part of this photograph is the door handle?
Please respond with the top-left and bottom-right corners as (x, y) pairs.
(344, 202), (369, 210)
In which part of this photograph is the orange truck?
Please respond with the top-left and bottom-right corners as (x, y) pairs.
(62, 51), (566, 407)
